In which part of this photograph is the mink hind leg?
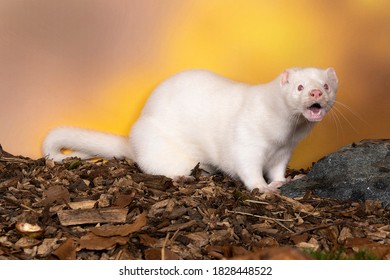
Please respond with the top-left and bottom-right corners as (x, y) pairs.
(129, 120), (200, 179)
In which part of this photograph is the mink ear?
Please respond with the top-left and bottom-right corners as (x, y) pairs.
(326, 67), (338, 85)
(280, 70), (290, 86)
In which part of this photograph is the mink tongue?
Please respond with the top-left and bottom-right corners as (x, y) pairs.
(309, 103), (322, 114)
(310, 107), (321, 114)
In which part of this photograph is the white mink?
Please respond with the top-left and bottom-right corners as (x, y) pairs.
(43, 67), (338, 192)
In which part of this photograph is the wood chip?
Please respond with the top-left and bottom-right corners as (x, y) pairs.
(68, 200), (97, 210)
(57, 207), (128, 226)
(37, 238), (58, 257)
(131, 173), (173, 191)
(15, 237), (41, 248)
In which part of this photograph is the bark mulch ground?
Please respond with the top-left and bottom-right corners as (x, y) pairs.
(0, 145), (389, 260)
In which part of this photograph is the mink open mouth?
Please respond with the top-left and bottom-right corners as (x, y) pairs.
(305, 102), (324, 121)
(309, 103), (322, 110)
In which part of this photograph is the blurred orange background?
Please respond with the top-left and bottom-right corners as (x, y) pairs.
(0, 0), (389, 168)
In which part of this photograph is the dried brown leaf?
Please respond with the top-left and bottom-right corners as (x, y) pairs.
(39, 185), (70, 206)
(89, 212), (147, 237)
(345, 237), (390, 259)
(257, 236), (279, 247)
(289, 233), (309, 245)
(113, 193), (135, 208)
(231, 247), (312, 260)
(139, 234), (159, 247)
(251, 223), (279, 235)
(52, 238), (78, 260)
(144, 248), (180, 260)
(78, 232), (128, 250)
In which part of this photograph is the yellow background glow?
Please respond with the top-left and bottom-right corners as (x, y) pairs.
(0, 0), (389, 168)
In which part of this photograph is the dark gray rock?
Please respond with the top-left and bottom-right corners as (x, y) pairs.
(280, 139), (390, 208)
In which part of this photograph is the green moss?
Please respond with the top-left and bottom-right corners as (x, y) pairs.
(352, 250), (377, 260)
(304, 247), (378, 260)
(233, 189), (250, 201)
(67, 158), (82, 170)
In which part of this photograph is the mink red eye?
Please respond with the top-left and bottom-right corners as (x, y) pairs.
(324, 83), (329, 90)
(297, 84), (304, 91)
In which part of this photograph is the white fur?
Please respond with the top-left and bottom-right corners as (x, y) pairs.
(42, 127), (132, 161)
(43, 67), (338, 192)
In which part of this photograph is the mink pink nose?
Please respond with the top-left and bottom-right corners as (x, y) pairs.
(309, 89), (323, 99)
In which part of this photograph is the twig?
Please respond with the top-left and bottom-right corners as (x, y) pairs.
(0, 157), (31, 164)
(273, 219), (295, 233)
(115, 249), (123, 260)
(161, 232), (170, 260)
(3, 196), (40, 213)
(244, 199), (269, 205)
(227, 210), (293, 222)
(288, 220), (345, 237)
(20, 203), (40, 214)
(170, 229), (181, 243)
(227, 210), (295, 233)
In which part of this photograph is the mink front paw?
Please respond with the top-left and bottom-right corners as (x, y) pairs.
(250, 181), (283, 193)
(265, 181), (284, 193)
